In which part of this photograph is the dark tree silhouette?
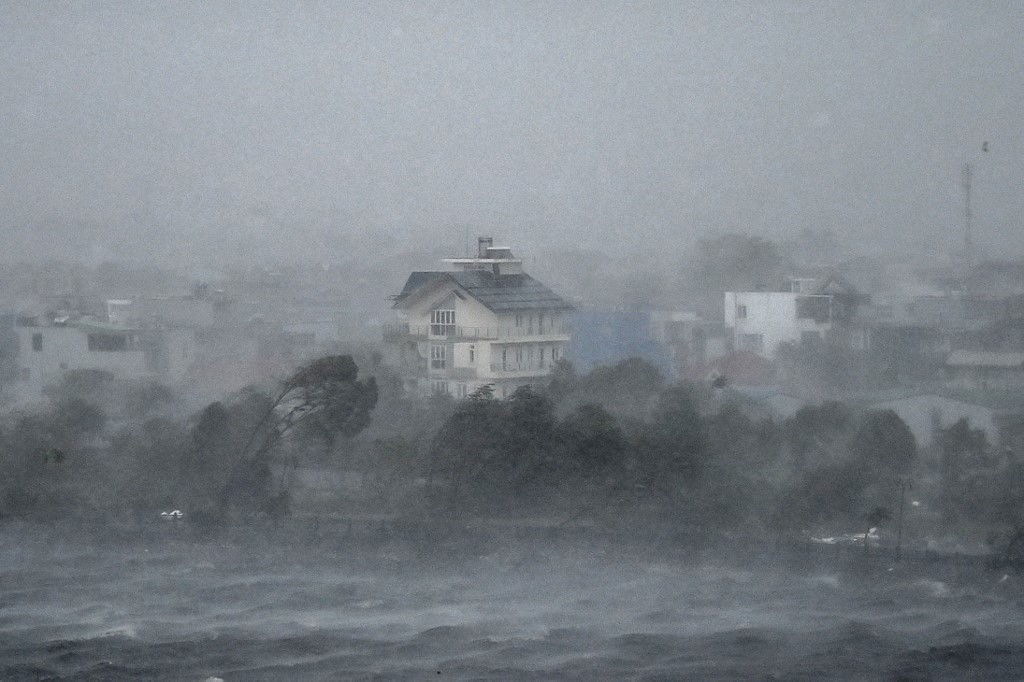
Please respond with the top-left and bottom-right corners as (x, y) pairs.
(217, 355), (377, 516)
(850, 409), (917, 474)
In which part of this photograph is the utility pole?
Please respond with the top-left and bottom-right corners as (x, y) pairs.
(961, 142), (990, 281)
(961, 163), (974, 276)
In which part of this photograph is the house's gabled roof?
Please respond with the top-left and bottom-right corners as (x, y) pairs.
(393, 270), (574, 313)
(395, 272), (446, 300)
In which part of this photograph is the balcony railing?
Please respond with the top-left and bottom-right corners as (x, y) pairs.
(489, 362), (552, 374)
(383, 323), (570, 341)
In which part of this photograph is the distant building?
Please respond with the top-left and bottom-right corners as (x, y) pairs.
(649, 311), (730, 381)
(723, 276), (865, 358)
(569, 309), (672, 376)
(11, 317), (194, 404)
(385, 237), (574, 398)
(945, 350), (1024, 391)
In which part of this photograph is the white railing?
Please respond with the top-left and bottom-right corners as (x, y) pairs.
(383, 323), (570, 340)
(489, 362), (551, 374)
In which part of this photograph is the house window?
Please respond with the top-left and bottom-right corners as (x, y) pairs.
(540, 347), (546, 368)
(431, 380), (448, 395)
(739, 333), (764, 353)
(801, 331), (821, 346)
(31, 333), (42, 351)
(515, 346), (523, 363)
(456, 383), (468, 398)
(552, 346), (560, 362)
(736, 305), (748, 320)
(430, 309), (455, 336)
(468, 345), (475, 363)
(430, 344), (446, 369)
(796, 296), (831, 323)
(87, 333), (129, 351)
(515, 314), (523, 327)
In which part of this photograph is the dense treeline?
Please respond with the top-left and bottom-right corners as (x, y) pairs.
(2, 355), (1023, 558)
(0, 357), (378, 523)
(396, 358), (1024, 555)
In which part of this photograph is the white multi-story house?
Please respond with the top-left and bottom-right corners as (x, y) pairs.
(11, 317), (195, 404)
(384, 237), (574, 398)
(724, 277), (865, 358)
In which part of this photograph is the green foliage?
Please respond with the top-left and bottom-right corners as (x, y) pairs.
(772, 461), (870, 532)
(469, 383), (495, 400)
(585, 357), (665, 398)
(850, 409), (917, 473)
(547, 359), (577, 400)
(507, 387), (556, 463)
(939, 417), (989, 481)
(549, 357), (664, 421)
(783, 401), (851, 470)
(215, 355), (378, 516)
(631, 384), (706, 509)
(554, 403), (626, 474)
(936, 417), (995, 526)
(122, 381), (178, 417)
(43, 369), (115, 405)
(0, 397), (110, 517)
(2, 345), (1016, 553)
(866, 505), (893, 527)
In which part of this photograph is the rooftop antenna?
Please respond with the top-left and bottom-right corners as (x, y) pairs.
(961, 162), (974, 274)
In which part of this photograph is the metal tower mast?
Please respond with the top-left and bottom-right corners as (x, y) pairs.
(961, 162), (974, 273)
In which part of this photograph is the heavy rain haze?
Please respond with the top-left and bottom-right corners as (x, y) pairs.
(5, 2), (1024, 680)
(2, 1), (1023, 265)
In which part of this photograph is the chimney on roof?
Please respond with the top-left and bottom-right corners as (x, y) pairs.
(477, 236), (493, 258)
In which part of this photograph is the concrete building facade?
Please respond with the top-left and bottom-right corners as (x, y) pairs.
(724, 277), (864, 358)
(11, 318), (194, 404)
(385, 237), (574, 398)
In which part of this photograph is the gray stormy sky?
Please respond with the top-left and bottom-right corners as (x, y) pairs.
(1, 1), (1022, 267)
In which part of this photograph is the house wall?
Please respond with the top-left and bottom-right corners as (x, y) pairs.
(14, 326), (150, 402)
(392, 280), (570, 397)
(404, 286), (498, 332)
(12, 325), (196, 404)
(724, 291), (833, 358)
(149, 328), (196, 381)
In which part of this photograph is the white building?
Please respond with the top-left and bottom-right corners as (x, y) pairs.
(12, 318), (194, 404)
(945, 350), (1024, 391)
(384, 237), (574, 398)
(723, 277), (863, 358)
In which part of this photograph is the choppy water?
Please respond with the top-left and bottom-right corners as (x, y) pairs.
(2, 524), (1023, 680)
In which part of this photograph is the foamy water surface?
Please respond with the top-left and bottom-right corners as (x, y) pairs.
(2, 524), (1023, 680)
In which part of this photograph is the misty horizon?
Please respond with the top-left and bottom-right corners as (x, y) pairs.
(2, 1), (1022, 268)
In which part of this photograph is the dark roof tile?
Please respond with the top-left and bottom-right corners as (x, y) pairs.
(394, 270), (573, 312)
